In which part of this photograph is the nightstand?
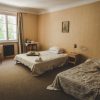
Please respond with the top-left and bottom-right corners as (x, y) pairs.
(68, 52), (80, 65)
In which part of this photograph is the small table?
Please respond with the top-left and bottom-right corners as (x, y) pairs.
(25, 43), (38, 52)
(68, 52), (80, 65)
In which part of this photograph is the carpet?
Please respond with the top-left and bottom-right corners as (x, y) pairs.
(0, 59), (78, 100)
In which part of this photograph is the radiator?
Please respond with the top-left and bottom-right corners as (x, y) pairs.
(3, 44), (15, 57)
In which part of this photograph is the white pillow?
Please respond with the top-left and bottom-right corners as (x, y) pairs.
(49, 47), (59, 51)
(49, 50), (59, 54)
(49, 47), (65, 54)
(85, 58), (100, 66)
(85, 58), (92, 63)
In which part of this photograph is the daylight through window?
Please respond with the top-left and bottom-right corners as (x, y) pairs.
(0, 14), (17, 41)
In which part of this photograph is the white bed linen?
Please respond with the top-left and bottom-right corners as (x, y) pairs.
(14, 51), (68, 76)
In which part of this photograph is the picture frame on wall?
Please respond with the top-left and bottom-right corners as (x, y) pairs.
(62, 21), (70, 33)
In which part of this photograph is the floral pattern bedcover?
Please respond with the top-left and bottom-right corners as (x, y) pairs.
(47, 58), (100, 100)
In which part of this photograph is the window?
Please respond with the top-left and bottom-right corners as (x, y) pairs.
(0, 14), (17, 41)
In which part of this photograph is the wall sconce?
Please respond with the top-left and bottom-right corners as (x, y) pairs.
(74, 44), (77, 48)
(73, 44), (77, 52)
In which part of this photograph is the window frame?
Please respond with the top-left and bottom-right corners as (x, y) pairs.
(0, 14), (17, 42)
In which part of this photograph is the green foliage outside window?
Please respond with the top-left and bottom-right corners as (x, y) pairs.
(0, 15), (17, 41)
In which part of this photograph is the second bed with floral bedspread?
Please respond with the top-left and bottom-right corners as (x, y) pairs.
(47, 58), (100, 100)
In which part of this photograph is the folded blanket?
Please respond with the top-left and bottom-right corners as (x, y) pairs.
(26, 51), (40, 56)
(35, 57), (42, 62)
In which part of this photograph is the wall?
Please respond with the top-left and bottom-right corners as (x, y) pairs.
(38, 1), (100, 58)
(23, 13), (38, 41)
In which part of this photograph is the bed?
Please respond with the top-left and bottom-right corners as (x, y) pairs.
(14, 48), (68, 76)
(47, 58), (100, 100)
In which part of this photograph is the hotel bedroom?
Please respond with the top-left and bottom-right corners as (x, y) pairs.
(0, 0), (100, 100)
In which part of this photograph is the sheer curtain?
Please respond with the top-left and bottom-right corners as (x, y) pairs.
(17, 12), (25, 53)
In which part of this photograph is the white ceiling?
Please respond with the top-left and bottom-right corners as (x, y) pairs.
(0, 0), (82, 9)
(0, 0), (98, 14)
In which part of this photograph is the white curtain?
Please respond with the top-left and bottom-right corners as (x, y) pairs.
(17, 12), (25, 53)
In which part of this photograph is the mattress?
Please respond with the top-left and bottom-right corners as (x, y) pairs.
(14, 51), (68, 76)
(47, 58), (100, 100)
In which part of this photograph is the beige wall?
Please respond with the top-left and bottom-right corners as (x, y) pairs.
(0, 2), (100, 58)
(38, 1), (100, 58)
(23, 13), (38, 41)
